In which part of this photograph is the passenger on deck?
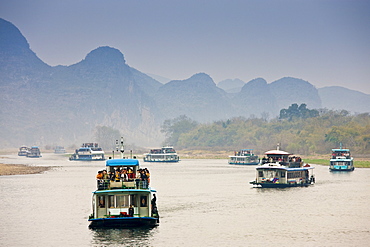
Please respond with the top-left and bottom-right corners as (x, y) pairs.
(127, 168), (134, 180)
(115, 169), (121, 182)
(121, 169), (128, 181)
(108, 171), (114, 181)
(96, 171), (103, 180)
(102, 170), (108, 180)
(128, 204), (134, 217)
(145, 168), (150, 184)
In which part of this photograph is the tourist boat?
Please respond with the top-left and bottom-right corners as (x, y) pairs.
(88, 143), (159, 228)
(26, 146), (42, 158)
(18, 146), (29, 156)
(330, 144), (354, 171)
(143, 146), (179, 162)
(54, 146), (66, 154)
(250, 146), (315, 188)
(69, 143), (105, 161)
(229, 149), (260, 165)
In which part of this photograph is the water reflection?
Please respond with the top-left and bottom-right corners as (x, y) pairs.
(90, 227), (157, 246)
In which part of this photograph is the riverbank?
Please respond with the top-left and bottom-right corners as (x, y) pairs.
(0, 163), (51, 176)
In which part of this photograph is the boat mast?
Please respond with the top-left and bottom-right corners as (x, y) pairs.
(119, 137), (124, 159)
(115, 137), (125, 159)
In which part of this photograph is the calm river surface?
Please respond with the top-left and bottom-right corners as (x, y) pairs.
(0, 153), (369, 246)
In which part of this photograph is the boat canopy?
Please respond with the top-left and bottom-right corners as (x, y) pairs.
(332, 149), (350, 152)
(265, 150), (291, 155)
(106, 159), (140, 167)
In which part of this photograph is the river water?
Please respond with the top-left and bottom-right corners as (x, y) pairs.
(0, 153), (369, 246)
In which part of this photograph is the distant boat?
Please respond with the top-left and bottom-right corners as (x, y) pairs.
(143, 146), (179, 162)
(250, 145), (315, 188)
(88, 140), (159, 228)
(18, 146), (29, 156)
(229, 149), (259, 165)
(26, 146), (42, 158)
(69, 143), (105, 161)
(330, 144), (354, 171)
(54, 146), (66, 154)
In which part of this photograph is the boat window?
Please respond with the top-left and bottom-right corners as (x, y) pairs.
(130, 195), (137, 207)
(108, 195), (115, 208)
(287, 171), (302, 178)
(140, 196), (148, 207)
(280, 171), (285, 177)
(258, 171), (263, 177)
(116, 195), (129, 208)
(98, 196), (105, 208)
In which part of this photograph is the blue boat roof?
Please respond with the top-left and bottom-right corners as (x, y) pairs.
(332, 149), (350, 152)
(106, 159), (140, 167)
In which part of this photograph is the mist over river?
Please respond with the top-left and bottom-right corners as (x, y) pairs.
(0, 153), (369, 246)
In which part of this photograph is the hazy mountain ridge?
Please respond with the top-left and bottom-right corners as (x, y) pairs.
(1, 18), (369, 148)
(318, 86), (370, 114)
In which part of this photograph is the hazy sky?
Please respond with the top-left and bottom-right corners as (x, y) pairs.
(1, 0), (370, 94)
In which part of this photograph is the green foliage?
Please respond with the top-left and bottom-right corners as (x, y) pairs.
(280, 103), (319, 120)
(161, 115), (199, 146)
(162, 110), (370, 155)
(94, 126), (121, 150)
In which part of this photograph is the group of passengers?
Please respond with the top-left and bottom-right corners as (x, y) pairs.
(332, 152), (350, 159)
(96, 168), (150, 184)
(261, 156), (302, 164)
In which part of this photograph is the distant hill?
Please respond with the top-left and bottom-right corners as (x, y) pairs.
(0, 17), (368, 148)
(155, 73), (234, 122)
(319, 86), (370, 113)
(269, 77), (322, 110)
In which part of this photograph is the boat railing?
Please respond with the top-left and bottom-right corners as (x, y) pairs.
(97, 179), (149, 190)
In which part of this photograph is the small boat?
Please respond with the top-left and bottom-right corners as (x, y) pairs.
(330, 144), (354, 171)
(143, 146), (179, 162)
(54, 146), (66, 154)
(88, 141), (159, 228)
(26, 146), (42, 158)
(229, 149), (260, 165)
(18, 146), (29, 156)
(250, 145), (315, 188)
(69, 143), (105, 161)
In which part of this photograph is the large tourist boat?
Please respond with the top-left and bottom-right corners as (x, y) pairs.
(69, 143), (105, 161)
(143, 146), (179, 162)
(88, 142), (159, 228)
(330, 144), (354, 171)
(229, 149), (260, 165)
(250, 146), (315, 188)
(18, 146), (29, 156)
(26, 146), (42, 158)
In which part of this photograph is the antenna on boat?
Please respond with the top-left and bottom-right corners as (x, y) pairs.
(120, 137), (124, 159)
(277, 143), (280, 150)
